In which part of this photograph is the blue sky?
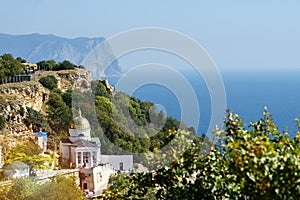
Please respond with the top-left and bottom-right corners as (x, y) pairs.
(1, 0), (300, 70)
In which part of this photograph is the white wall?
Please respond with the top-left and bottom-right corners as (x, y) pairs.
(100, 155), (133, 172)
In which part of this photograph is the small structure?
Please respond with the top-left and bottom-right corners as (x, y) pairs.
(21, 62), (38, 74)
(80, 164), (114, 198)
(33, 131), (47, 152)
(100, 155), (133, 172)
(3, 161), (30, 178)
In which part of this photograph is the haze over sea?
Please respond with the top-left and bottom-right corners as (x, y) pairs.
(110, 69), (300, 137)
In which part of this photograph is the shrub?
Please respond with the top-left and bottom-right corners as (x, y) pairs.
(39, 75), (58, 90)
(0, 115), (6, 130)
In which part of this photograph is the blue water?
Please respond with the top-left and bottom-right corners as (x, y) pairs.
(109, 69), (300, 137)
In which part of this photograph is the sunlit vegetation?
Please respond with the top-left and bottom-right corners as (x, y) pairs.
(0, 54), (25, 81)
(37, 60), (81, 71)
(100, 109), (300, 199)
(0, 175), (84, 200)
(38, 75), (58, 90)
(4, 141), (52, 173)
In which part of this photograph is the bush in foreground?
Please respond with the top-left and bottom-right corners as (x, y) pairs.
(101, 108), (300, 199)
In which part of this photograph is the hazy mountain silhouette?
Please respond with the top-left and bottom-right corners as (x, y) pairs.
(0, 33), (121, 77)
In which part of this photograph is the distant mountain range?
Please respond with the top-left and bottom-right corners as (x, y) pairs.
(0, 33), (121, 77)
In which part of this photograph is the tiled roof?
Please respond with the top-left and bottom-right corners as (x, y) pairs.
(61, 138), (72, 144)
(74, 139), (98, 148)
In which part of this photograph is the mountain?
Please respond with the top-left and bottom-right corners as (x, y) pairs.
(0, 33), (121, 77)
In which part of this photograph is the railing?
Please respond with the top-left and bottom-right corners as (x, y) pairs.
(0, 75), (31, 85)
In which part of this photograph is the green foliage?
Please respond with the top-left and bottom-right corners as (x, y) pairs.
(92, 91), (193, 163)
(37, 60), (57, 71)
(1, 175), (85, 200)
(16, 57), (27, 63)
(39, 75), (58, 90)
(5, 141), (51, 172)
(46, 91), (72, 147)
(91, 80), (110, 98)
(33, 175), (85, 200)
(61, 89), (72, 108)
(101, 109), (300, 199)
(26, 107), (50, 132)
(4, 177), (37, 200)
(0, 54), (25, 81)
(0, 114), (6, 130)
(56, 60), (77, 71)
(37, 60), (78, 71)
(218, 109), (300, 199)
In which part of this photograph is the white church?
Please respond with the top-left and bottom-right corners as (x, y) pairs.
(59, 108), (133, 197)
(59, 108), (133, 171)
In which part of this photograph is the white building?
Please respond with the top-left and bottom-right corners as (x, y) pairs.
(59, 108), (133, 196)
(100, 155), (133, 172)
(59, 108), (101, 169)
(3, 161), (30, 178)
(80, 164), (114, 198)
(32, 131), (47, 152)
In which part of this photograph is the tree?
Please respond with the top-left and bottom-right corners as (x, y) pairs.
(5, 141), (52, 172)
(33, 175), (85, 200)
(56, 60), (76, 70)
(46, 92), (72, 151)
(16, 57), (27, 63)
(4, 177), (37, 200)
(91, 80), (110, 98)
(1, 175), (85, 200)
(0, 115), (6, 130)
(39, 75), (58, 90)
(0, 54), (25, 81)
(37, 60), (57, 71)
(26, 107), (50, 132)
(101, 109), (300, 199)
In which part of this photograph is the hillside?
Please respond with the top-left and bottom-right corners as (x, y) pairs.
(0, 33), (121, 77)
(0, 68), (91, 148)
(0, 59), (195, 167)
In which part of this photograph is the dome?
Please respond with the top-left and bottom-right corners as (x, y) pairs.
(69, 108), (90, 130)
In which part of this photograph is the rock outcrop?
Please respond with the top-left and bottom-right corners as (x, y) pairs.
(0, 82), (49, 112)
(0, 68), (114, 148)
(57, 69), (91, 92)
(0, 82), (50, 146)
(99, 78), (115, 94)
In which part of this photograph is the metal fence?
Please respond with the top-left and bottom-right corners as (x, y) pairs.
(0, 75), (31, 85)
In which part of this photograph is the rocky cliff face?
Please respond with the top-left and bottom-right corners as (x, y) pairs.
(57, 69), (91, 92)
(0, 69), (113, 148)
(0, 82), (49, 112)
(0, 82), (49, 146)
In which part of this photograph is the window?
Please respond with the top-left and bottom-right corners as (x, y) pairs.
(83, 182), (88, 190)
(119, 162), (123, 171)
(77, 152), (81, 165)
(92, 152), (97, 166)
(83, 152), (89, 164)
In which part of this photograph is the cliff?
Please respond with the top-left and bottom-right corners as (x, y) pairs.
(0, 68), (102, 147)
(0, 82), (49, 146)
(34, 68), (92, 92)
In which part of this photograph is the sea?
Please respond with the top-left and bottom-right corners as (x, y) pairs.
(109, 69), (300, 138)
